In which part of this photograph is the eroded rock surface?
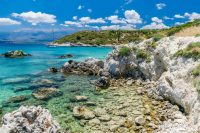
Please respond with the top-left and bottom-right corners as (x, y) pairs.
(0, 106), (60, 133)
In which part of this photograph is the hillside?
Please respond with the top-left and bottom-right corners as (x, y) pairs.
(54, 19), (200, 45)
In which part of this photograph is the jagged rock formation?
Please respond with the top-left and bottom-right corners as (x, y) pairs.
(61, 58), (104, 75)
(104, 36), (200, 132)
(0, 106), (61, 133)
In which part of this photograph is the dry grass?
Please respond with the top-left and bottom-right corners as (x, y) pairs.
(174, 26), (200, 37)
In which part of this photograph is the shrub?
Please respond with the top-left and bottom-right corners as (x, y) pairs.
(153, 34), (164, 42)
(192, 64), (200, 76)
(147, 42), (157, 49)
(174, 42), (200, 60)
(195, 34), (200, 37)
(118, 46), (132, 56)
(136, 49), (151, 62)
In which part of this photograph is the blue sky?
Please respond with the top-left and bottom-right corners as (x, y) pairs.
(0, 0), (200, 32)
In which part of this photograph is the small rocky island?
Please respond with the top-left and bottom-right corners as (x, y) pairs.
(1, 50), (31, 58)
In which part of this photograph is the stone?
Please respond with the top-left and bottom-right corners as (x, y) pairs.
(95, 76), (110, 88)
(94, 108), (107, 117)
(74, 95), (88, 102)
(48, 67), (58, 73)
(59, 54), (73, 59)
(88, 118), (100, 126)
(73, 106), (95, 120)
(0, 106), (60, 133)
(98, 115), (111, 122)
(126, 79), (133, 85)
(1, 50), (31, 58)
(85, 102), (97, 106)
(135, 116), (145, 126)
(32, 88), (63, 100)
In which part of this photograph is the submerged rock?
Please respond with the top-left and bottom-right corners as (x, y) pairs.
(74, 95), (88, 102)
(32, 88), (63, 100)
(73, 106), (95, 120)
(1, 50), (31, 58)
(0, 106), (60, 133)
(5, 95), (30, 104)
(59, 54), (73, 59)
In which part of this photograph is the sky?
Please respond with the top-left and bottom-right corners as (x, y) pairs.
(0, 0), (200, 32)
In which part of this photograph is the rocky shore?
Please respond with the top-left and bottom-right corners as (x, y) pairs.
(0, 36), (199, 133)
(49, 42), (113, 47)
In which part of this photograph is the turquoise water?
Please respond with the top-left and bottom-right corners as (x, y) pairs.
(0, 43), (112, 103)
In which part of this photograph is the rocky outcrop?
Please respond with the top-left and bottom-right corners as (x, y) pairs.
(104, 36), (200, 132)
(0, 106), (60, 133)
(61, 58), (104, 75)
(1, 50), (31, 58)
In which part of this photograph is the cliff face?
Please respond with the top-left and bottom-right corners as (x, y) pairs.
(104, 36), (200, 132)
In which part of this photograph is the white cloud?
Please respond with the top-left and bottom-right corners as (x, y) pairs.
(184, 12), (200, 20)
(79, 17), (105, 24)
(142, 22), (169, 29)
(175, 22), (184, 26)
(142, 17), (169, 29)
(174, 14), (185, 19)
(87, 9), (92, 13)
(73, 16), (78, 20)
(156, 3), (166, 10)
(78, 5), (84, 10)
(12, 11), (56, 25)
(0, 18), (21, 25)
(107, 15), (126, 24)
(63, 21), (82, 27)
(163, 16), (174, 20)
(151, 17), (162, 23)
(124, 10), (142, 24)
(101, 24), (134, 30)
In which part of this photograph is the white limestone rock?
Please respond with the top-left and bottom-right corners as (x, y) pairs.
(0, 106), (61, 133)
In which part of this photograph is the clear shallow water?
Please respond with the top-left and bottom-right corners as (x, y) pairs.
(0, 43), (112, 104)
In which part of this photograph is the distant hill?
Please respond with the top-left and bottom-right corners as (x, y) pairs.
(54, 19), (200, 45)
(0, 31), (70, 44)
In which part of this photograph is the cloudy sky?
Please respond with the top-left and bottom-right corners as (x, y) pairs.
(0, 0), (200, 32)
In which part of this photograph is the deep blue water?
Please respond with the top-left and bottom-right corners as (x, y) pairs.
(0, 43), (112, 103)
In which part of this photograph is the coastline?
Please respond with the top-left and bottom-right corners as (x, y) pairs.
(48, 42), (115, 48)
(0, 36), (199, 133)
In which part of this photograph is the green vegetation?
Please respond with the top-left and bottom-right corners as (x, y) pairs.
(54, 19), (200, 45)
(195, 34), (200, 37)
(174, 42), (200, 60)
(136, 49), (151, 62)
(118, 46), (132, 56)
(147, 41), (158, 49)
(192, 64), (200, 76)
(153, 34), (164, 42)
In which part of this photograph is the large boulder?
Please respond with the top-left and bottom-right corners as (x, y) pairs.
(1, 50), (31, 58)
(61, 58), (104, 75)
(0, 106), (60, 133)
